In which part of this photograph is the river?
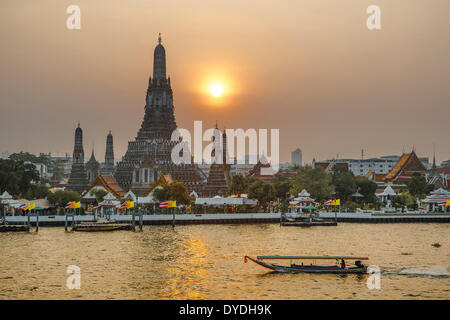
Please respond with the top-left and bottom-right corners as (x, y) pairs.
(0, 223), (449, 299)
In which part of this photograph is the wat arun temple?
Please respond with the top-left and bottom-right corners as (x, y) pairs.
(67, 35), (232, 197)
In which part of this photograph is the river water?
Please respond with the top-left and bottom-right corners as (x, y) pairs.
(0, 223), (449, 299)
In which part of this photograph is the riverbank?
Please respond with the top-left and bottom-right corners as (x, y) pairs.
(2, 211), (450, 227)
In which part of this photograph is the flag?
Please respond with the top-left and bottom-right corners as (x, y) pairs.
(335, 199), (341, 206)
(18, 203), (28, 210)
(447, 200), (450, 206)
(65, 201), (74, 209)
(168, 200), (176, 208)
(324, 200), (332, 206)
(331, 200), (336, 206)
(160, 201), (169, 208)
(28, 202), (36, 210)
(437, 200), (446, 207)
(120, 201), (129, 209)
(127, 201), (134, 209)
(72, 201), (81, 209)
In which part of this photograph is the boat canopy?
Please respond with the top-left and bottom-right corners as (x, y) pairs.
(256, 256), (369, 260)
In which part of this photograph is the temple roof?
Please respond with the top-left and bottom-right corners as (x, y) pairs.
(83, 174), (125, 198)
(384, 151), (426, 181)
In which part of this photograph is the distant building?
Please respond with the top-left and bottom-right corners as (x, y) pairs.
(291, 148), (302, 167)
(440, 159), (450, 167)
(313, 154), (429, 177)
(1, 151), (10, 160)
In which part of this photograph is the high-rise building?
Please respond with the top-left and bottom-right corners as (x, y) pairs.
(115, 34), (206, 195)
(67, 124), (88, 193)
(291, 148), (302, 167)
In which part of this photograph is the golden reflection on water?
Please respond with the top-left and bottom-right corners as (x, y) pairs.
(0, 223), (449, 299)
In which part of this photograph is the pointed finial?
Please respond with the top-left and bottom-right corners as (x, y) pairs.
(77, 122), (80, 128)
(158, 33), (162, 44)
(215, 120), (218, 129)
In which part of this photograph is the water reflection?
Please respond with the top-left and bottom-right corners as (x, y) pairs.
(0, 223), (448, 299)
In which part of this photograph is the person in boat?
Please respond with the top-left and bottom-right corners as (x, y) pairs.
(340, 259), (346, 269)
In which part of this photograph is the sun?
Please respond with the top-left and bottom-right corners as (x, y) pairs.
(208, 83), (225, 98)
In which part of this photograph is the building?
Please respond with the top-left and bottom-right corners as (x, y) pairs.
(202, 125), (232, 197)
(291, 148), (302, 167)
(102, 131), (115, 177)
(85, 149), (100, 184)
(313, 154), (429, 177)
(66, 124), (88, 193)
(114, 34), (206, 194)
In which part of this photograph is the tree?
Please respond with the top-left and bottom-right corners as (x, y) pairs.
(272, 176), (291, 201)
(229, 174), (247, 196)
(356, 178), (378, 202)
(290, 165), (333, 201)
(92, 189), (108, 203)
(408, 173), (428, 198)
(0, 159), (40, 197)
(47, 190), (80, 207)
(248, 180), (276, 212)
(153, 182), (191, 206)
(331, 166), (357, 201)
(24, 184), (51, 200)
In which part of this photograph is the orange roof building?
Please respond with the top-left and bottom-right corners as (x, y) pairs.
(82, 174), (126, 198)
(383, 150), (427, 184)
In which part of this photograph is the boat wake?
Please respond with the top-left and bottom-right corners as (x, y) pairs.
(396, 266), (450, 278)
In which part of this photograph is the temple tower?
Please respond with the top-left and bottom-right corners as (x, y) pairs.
(67, 124), (88, 193)
(203, 124), (232, 197)
(86, 148), (100, 184)
(102, 131), (115, 177)
(115, 34), (206, 194)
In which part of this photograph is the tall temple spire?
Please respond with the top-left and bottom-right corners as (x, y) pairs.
(115, 35), (206, 193)
(153, 33), (166, 80)
(102, 131), (115, 177)
(67, 124), (88, 193)
(432, 143), (437, 170)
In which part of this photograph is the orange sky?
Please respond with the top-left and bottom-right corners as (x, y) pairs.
(0, 0), (449, 164)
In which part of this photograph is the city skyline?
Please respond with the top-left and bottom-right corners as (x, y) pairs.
(1, 0), (449, 164)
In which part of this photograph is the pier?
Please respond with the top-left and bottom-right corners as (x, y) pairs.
(1, 212), (449, 228)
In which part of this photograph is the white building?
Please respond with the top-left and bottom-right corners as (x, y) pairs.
(314, 155), (430, 177)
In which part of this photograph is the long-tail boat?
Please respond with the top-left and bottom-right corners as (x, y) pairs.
(244, 255), (368, 274)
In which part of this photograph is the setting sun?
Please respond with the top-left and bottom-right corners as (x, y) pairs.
(208, 83), (225, 98)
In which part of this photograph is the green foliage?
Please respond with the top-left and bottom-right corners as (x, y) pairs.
(392, 192), (416, 209)
(92, 189), (108, 203)
(356, 178), (378, 201)
(23, 184), (51, 199)
(248, 179), (276, 211)
(0, 159), (40, 197)
(47, 190), (80, 207)
(229, 174), (247, 196)
(331, 166), (357, 201)
(153, 182), (191, 205)
(408, 172), (428, 198)
(290, 165), (333, 201)
(272, 176), (291, 201)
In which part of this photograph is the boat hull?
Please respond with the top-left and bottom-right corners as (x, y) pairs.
(245, 256), (367, 274)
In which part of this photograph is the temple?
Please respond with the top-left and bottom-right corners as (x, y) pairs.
(102, 131), (115, 177)
(66, 124), (88, 193)
(115, 34), (206, 195)
(202, 125), (232, 197)
(86, 148), (100, 184)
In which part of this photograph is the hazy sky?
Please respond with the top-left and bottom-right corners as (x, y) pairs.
(1, 0), (449, 164)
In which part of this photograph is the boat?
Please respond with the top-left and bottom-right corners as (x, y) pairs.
(72, 219), (132, 232)
(244, 255), (368, 274)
